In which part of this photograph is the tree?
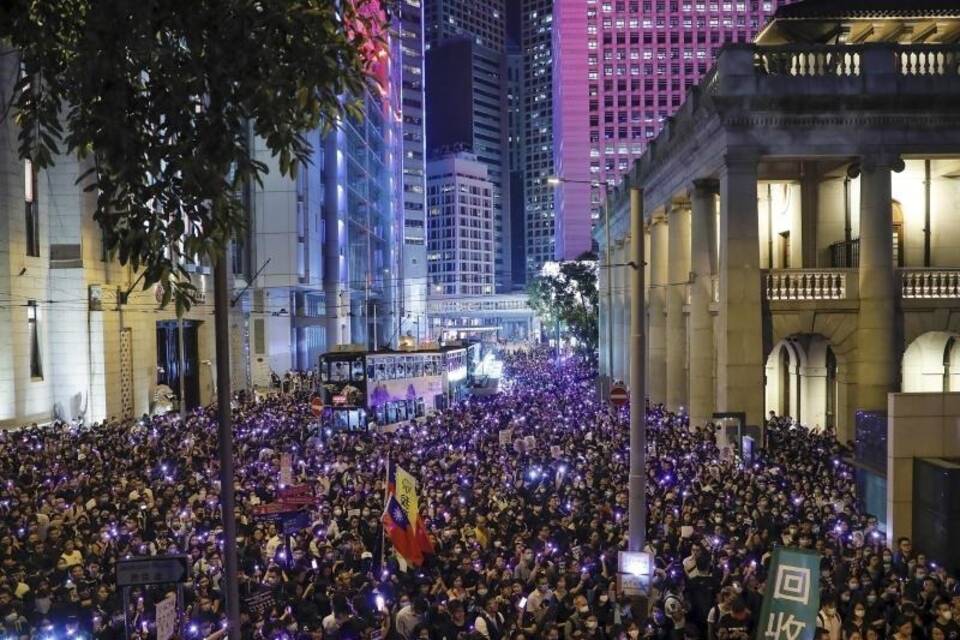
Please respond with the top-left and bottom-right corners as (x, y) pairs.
(0, 0), (384, 312)
(0, 3), (384, 637)
(528, 252), (600, 354)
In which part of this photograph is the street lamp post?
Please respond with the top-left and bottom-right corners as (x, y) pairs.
(547, 176), (614, 393)
(628, 186), (647, 552)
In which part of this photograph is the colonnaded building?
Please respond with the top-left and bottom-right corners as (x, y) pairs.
(597, 0), (960, 441)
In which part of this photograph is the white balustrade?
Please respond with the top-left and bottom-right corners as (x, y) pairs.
(765, 270), (848, 301)
(900, 269), (960, 299)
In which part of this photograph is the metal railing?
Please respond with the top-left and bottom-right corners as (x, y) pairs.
(900, 269), (960, 299)
(754, 46), (861, 77)
(765, 269), (850, 301)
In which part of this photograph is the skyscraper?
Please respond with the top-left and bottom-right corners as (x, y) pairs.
(392, 0), (429, 342)
(552, 0), (785, 259)
(426, 152), (496, 297)
(424, 0), (512, 291)
(520, 0), (557, 279)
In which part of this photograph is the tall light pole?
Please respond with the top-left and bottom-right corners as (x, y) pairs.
(628, 186), (647, 552)
(547, 176), (613, 392)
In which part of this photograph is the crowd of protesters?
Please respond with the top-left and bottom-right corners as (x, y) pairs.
(0, 353), (958, 640)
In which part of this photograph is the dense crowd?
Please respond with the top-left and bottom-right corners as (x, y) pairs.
(0, 354), (958, 640)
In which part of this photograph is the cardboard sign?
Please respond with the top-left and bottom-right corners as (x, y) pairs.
(279, 453), (293, 487)
(155, 595), (177, 640)
(498, 429), (513, 446)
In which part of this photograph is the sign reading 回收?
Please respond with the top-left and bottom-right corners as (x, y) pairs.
(755, 547), (821, 640)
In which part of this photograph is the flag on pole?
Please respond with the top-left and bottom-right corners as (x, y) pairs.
(383, 462), (432, 566)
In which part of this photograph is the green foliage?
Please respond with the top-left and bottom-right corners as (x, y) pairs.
(0, 0), (384, 313)
(528, 252), (600, 354)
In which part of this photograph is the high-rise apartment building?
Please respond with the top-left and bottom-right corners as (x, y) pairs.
(553, 0), (785, 259)
(426, 152), (496, 298)
(520, 0), (557, 279)
(424, 0), (512, 291)
(392, 0), (429, 342)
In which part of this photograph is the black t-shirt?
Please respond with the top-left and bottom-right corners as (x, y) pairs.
(934, 620), (960, 640)
(716, 613), (751, 640)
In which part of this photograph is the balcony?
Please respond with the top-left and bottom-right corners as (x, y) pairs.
(764, 269), (855, 301)
(900, 269), (960, 299)
(704, 43), (960, 100)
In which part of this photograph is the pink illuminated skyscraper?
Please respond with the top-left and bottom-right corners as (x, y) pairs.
(552, 0), (788, 260)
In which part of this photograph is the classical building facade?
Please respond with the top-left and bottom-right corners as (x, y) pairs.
(0, 53), (238, 426)
(597, 0), (960, 439)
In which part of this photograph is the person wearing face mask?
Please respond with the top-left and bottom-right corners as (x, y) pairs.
(934, 600), (960, 640)
(817, 595), (843, 640)
(843, 602), (868, 640)
(565, 595), (592, 640)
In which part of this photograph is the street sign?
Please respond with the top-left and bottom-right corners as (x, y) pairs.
(310, 395), (324, 417)
(116, 555), (190, 587)
(617, 550), (652, 596)
(610, 384), (629, 407)
(155, 595), (177, 640)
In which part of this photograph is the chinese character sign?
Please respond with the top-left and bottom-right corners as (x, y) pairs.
(395, 464), (419, 527)
(756, 548), (821, 640)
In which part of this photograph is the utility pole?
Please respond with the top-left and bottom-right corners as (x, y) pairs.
(213, 256), (241, 638)
(628, 187), (647, 552)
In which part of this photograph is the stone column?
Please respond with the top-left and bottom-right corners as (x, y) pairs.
(800, 161), (820, 268)
(666, 203), (691, 411)
(689, 179), (718, 427)
(717, 153), (765, 428)
(856, 153), (900, 415)
(648, 217), (669, 405)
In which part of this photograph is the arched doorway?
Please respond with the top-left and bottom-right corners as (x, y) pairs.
(765, 339), (802, 421)
(902, 331), (960, 392)
(765, 334), (838, 431)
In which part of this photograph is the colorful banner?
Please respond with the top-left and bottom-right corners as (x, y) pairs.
(755, 547), (821, 640)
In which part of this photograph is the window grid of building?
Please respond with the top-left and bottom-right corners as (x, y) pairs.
(426, 154), (496, 297)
